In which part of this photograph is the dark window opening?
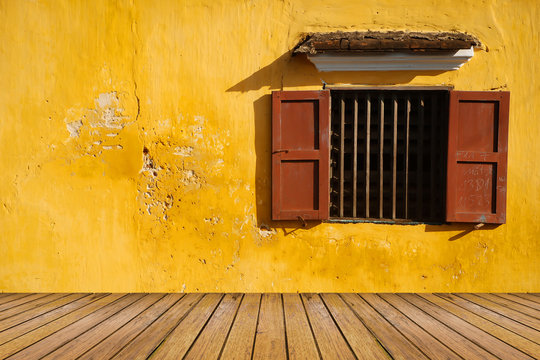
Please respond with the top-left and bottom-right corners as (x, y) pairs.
(329, 90), (449, 222)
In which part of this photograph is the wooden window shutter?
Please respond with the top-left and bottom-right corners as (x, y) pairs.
(446, 91), (510, 224)
(272, 90), (330, 221)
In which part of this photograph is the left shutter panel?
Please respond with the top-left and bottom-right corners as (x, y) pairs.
(272, 90), (330, 221)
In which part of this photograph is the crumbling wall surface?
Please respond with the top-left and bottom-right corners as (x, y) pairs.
(0, 0), (538, 292)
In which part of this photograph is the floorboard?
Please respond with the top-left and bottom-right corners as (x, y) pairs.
(0, 294), (49, 313)
(381, 293), (497, 359)
(476, 293), (540, 319)
(184, 293), (242, 360)
(302, 293), (355, 359)
(512, 293), (540, 304)
(0, 294), (123, 359)
(401, 293), (532, 359)
(252, 293), (287, 360)
(496, 293), (540, 310)
(42, 294), (164, 360)
(283, 293), (320, 360)
(0, 294), (88, 333)
(0, 293), (106, 347)
(79, 293), (183, 360)
(0, 293), (537, 359)
(419, 293), (540, 358)
(341, 293), (429, 360)
(361, 294), (458, 360)
(111, 293), (203, 360)
(0, 294), (33, 307)
(220, 293), (260, 360)
(457, 293), (540, 329)
(8, 294), (141, 360)
(150, 293), (223, 359)
(437, 293), (540, 343)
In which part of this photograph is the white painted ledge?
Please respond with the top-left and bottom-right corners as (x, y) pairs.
(307, 47), (474, 71)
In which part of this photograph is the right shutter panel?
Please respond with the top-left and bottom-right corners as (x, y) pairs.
(446, 91), (509, 224)
(272, 90), (330, 221)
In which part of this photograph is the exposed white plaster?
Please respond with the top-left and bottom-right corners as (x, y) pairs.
(173, 146), (194, 156)
(66, 120), (83, 138)
(96, 91), (117, 108)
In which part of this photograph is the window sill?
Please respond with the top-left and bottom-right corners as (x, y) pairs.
(325, 218), (445, 225)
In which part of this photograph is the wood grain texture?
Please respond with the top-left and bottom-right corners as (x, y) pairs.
(419, 293), (540, 358)
(0, 294), (49, 313)
(360, 294), (458, 360)
(511, 293), (540, 305)
(184, 294), (242, 360)
(0, 294), (32, 307)
(475, 293), (540, 319)
(8, 294), (141, 360)
(1, 293), (538, 359)
(495, 293), (540, 310)
(0, 294), (125, 359)
(401, 293), (533, 359)
(301, 294), (355, 360)
(0, 293), (87, 332)
(282, 294), (320, 360)
(111, 293), (203, 360)
(437, 293), (540, 343)
(0, 294), (68, 322)
(322, 294), (389, 359)
(0, 294), (106, 347)
(252, 293), (287, 360)
(380, 294), (496, 359)
(79, 294), (183, 360)
(220, 293), (261, 360)
(43, 294), (164, 360)
(340, 294), (428, 360)
(456, 293), (540, 329)
(150, 293), (223, 359)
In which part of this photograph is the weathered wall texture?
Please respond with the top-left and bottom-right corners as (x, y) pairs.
(1, 0), (538, 292)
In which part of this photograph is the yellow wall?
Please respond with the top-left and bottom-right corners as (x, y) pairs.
(1, 0), (538, 292)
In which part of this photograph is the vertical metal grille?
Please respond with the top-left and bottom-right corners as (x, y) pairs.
(330, 90), (448, 222)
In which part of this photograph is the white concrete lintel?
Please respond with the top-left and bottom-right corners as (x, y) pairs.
(307, 47), (474, 71)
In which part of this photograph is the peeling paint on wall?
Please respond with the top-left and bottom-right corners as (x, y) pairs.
(66, 120), (83, 138)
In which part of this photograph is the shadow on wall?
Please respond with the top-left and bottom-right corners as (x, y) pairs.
(227, 50), (459, 235)
(425, 223), (499, 241)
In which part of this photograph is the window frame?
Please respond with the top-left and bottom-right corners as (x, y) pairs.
(271, 87), (509, 225)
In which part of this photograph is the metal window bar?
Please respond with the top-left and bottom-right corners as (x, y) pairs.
(330, 90), (448, 222)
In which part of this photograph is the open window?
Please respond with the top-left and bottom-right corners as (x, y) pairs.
(272, 89), (509, 224)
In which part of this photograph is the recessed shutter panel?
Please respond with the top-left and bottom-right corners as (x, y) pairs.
(446, 91), (509, 223)
(272, 90), (330, 220)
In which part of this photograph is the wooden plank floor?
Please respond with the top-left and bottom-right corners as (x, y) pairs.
(0, 294), (538, 359)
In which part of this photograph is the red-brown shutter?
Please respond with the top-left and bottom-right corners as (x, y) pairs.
(446, 91), (509, 224)
(272, 90), (330, 221)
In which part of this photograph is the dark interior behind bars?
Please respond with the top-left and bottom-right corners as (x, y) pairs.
(330, 90), (449, 222)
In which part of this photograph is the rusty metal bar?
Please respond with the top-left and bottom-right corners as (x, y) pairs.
(353, 95), (358, 217)
(417, 97), (425, 219)
(366, 95), (371, 218)
(392, 96), (397, 219)
(405, 96), (411, 219)
(379, 96), (384, 218)
(339, 97), (345, 218)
